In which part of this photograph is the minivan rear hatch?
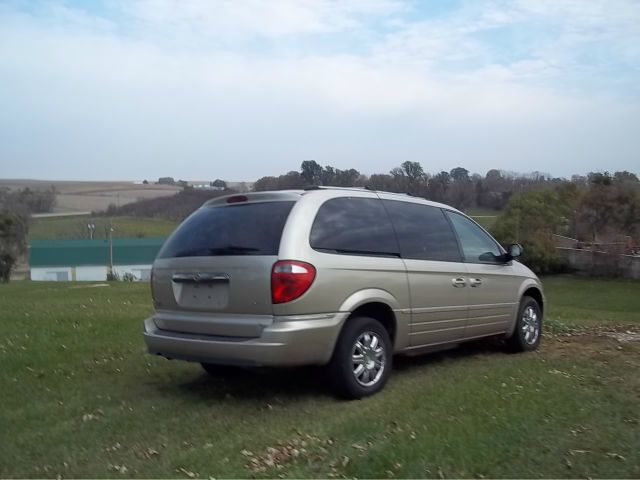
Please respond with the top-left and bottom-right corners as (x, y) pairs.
(151, 195), (297, 337)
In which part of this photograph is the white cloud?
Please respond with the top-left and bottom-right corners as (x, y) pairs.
(0, 0), (638, 180)
(118, 0), (406, 41)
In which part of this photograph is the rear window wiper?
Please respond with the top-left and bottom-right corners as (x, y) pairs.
(172, 245), (260, 257)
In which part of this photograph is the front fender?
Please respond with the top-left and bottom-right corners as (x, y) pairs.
(506, 279), (545, 338)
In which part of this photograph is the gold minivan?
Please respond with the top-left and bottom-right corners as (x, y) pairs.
(144, 188), (544, 398)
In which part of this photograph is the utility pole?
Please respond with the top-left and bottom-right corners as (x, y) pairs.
(107, 224), (114, 279)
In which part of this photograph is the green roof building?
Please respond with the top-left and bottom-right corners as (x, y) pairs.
(29, 237), (166, 281)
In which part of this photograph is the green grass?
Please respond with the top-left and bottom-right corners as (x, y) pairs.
(543, 276), (640, 326)
(1, 278), (639, 478)
(29, 216), (177, 240)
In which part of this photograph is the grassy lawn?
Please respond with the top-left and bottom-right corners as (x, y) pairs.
(543, 276), (640, 326)
(1, 278), (638, 478)
(29, 216), (177, 240)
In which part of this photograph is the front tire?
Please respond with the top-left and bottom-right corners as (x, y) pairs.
(506, 296), (542, 352)
(328, 316), (392, 399)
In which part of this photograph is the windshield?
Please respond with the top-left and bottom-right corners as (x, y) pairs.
(157, 201), (295, 258)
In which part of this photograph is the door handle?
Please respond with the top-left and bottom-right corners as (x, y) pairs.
(452, 277), (467, 288)
(469, 278), (482, 287)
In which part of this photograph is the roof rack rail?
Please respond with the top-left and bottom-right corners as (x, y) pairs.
(302, 185), (370, 192)
(302, 185), (427, 200)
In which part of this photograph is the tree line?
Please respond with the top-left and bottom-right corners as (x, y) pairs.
(255, 161), (639, 273)
(106, 161), (640, 274)
(254, 160), (559, 211)
(492, 171), (640, 272)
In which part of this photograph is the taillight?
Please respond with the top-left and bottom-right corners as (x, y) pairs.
(271, 260), (316, 304)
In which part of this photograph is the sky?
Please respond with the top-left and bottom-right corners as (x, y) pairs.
(0, 0), (639, 181)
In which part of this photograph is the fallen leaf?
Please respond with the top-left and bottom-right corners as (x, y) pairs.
(606, 452), (626, 461)
(177, 467), (197, 478)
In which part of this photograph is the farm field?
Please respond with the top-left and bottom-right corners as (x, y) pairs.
(29, 215), (178, 240)
(0, 277), (638, 478)
(0, 179), (181, 213)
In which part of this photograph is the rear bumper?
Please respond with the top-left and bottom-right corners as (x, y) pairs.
(143, 312), (348, 367)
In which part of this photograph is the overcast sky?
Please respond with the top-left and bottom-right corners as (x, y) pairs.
(1, 0), (639, 181)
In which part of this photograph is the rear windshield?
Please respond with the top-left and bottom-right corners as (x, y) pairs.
(157, 201), (295, 258)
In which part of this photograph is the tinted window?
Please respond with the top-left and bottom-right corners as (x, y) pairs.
(158, 201), (294, 258)
(310, 197), (399, 257)
(445, 211), (502, 263)
(383, 201), (461, 262)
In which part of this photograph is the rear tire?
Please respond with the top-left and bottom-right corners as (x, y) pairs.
(328, 316), (392, 399)
(506, 296), (542, 352)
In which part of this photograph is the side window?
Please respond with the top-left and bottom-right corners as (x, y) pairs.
(310, 197), (399, 257)
(383, 200), (461, 262)
(445, 211), (502, 263)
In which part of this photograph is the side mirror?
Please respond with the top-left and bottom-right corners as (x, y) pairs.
(507, 243), (523, 260)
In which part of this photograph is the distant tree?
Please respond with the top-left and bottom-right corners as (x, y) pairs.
(334, 168), (361, 187)
(446, 167), (474, 209)
(210, 179), (227, 189)
(0, 210), (28, 282)
(105, 203), (118, 216)
(99, 189), (232, 221)
(4, 186), (57, 213)
(321, 166), (336, 186)
(450, 167), (470, 182)
(400, 161), (425, 182)
(428, 171), (451, 202)
(571, 174), (587, 187)
(253, 176), (279, 191)
(142, 179), (149, 185)
(367, 173), (396, 192)
(158, 177), (175, 185)
(613, 171), (639, 184)
(587, 171), (613, 186)
(300, 160), (323, 186)
(578, 171), (640, 240)
(476, 169), (510, 210)
(492, 187), (577, 273)
(279, 171), (305, 190)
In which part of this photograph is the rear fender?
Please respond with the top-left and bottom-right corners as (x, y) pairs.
(337, 288), (410, 351)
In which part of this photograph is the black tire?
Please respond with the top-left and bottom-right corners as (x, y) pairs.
(328, 316), (393, 399)
(506, 296), (542, 352)
(200, 363), (236, 376)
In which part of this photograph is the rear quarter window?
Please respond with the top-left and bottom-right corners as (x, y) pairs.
(157, 201), (295, 258)
(309, 197), (399, 257)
